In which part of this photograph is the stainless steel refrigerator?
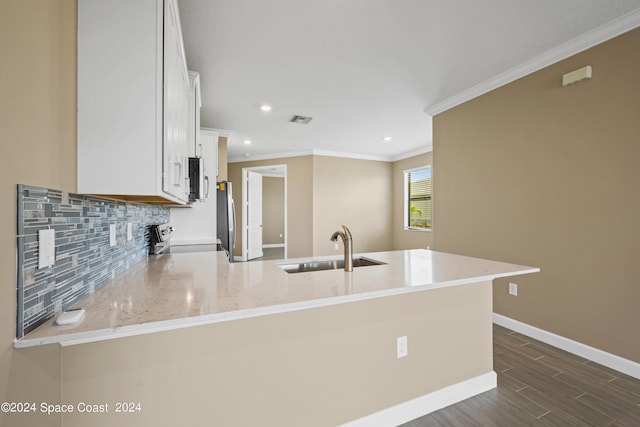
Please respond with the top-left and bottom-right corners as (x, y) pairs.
(216, 181), (236, 262)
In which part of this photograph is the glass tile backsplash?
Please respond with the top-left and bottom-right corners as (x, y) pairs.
(16, 184), (169, 338)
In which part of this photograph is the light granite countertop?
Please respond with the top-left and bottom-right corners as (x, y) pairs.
(16, 249), (539, 347)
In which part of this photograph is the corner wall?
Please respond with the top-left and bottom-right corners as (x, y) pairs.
(433, 28), (640, 362)
(0, 1), (77, 425)
(262, 176), (285, 245)
(228, 156), (314, 258)
(312, 156), (393, 256)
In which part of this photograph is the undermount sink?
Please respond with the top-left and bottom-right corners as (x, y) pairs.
(279, 257), (386, 274)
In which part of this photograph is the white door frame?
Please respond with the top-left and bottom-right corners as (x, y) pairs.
(241, 165), (287, 261)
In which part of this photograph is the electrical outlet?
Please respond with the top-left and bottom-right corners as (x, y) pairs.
(38, 229), (56, 269)
(509, 282), (518, 296)
(109, 224), (117, 247)
(127, 223), (133, 241)
(334, 242), (339, 250)
(397, 336), (408, 359)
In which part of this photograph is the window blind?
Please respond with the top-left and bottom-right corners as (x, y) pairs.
(407, 167), (432, 229)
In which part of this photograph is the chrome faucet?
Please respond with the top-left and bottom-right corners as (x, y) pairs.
(330, 225), (353, 272)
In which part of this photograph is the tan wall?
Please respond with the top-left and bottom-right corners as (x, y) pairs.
(392, 152), (433, 250)
(0, 1), (77, 426)
(433, 28), (640, 362)
(228, 156), (313, 258)
(60, 282), (493, 427)
(217, 136), (228, 181)
(262, 177), (285, 245)
(312, 156), (393, 256)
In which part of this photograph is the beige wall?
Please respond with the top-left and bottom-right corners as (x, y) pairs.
(230, 154), (425, 258)
(262, 177), (285, 245)
(392, 152), (433, 250)
(60, 282), (493, 427)
(217, 136), (228, 181)
(0, 1), (77, 426)
(433, 28), (640, 362)
(312, 156), (393, 256)
(228, 156), (314, 258)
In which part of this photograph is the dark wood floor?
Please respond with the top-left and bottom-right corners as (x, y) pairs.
(401, 324), (640, 426)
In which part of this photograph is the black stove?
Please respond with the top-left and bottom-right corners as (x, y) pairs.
(148, 223), (174, 255)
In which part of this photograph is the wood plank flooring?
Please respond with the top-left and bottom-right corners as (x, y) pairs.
(400, 324), (640, 426)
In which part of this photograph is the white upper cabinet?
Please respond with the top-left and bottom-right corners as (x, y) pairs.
(188, 72), (202, 159)
(77, 0), (191, 204)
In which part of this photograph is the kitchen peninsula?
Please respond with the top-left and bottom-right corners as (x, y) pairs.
(17, 249), (538, 426)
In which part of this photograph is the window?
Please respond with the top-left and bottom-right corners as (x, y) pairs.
(404, 166), (432, 230)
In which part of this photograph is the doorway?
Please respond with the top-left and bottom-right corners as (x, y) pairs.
(241, 165), (287, 261)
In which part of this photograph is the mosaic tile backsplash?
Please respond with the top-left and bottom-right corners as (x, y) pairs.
(16, 184), (169, 338)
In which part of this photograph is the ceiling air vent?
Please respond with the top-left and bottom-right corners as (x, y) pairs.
(289, 115), (313, 125)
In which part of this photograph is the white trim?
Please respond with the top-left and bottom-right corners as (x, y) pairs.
(201, 127), (232, 138)
(241, 165), (288, 261)
(424, 8), (640, 116)
(261, 172), (284, 178)
(228, 147), (435, 164)
(229, 149), (313, 163)
(493, 313), (640, 380)
(229, 148), (395, 163)
(311, 149), (391, 162)
(340, 371), (496, 427)
(390, 146), (433, 162)
(262, 244), (284, 248)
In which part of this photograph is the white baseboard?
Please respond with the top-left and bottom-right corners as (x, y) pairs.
(493, 313), (640, 380)
(262, 244), (285, 248)
(340, 371), (496, 427)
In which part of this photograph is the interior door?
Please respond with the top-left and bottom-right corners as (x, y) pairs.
(247, 171), (263, 260)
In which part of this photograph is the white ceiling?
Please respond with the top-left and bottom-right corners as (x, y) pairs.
(178, 0), (640, 162)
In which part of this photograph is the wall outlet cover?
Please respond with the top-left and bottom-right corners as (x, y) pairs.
(397, 336), (408, 359)
(509, 282), (518, 296)
(38, 229), (56, 269)
(109, 224), (117, 247)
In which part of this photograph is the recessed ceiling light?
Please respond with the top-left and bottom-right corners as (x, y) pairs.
(244, 153), (251, 157)
(383, 136), (392, 142)
(260, 104), (272, 112)
(243, 139), (252, 145)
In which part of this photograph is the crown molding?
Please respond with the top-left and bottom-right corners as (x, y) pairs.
(390, 145), (433, 162)
(228, 149), (396, 163)
(424, 8), (640, 116)
(311, 149), (391, 162)
(228, 149), (314, 163)
(201, 127), (232, 138)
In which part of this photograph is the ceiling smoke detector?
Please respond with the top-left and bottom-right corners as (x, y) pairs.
(289, 115), (313, 125)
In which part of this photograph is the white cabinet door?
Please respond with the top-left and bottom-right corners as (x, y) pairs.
(188, 72), (201, 158)
(162, 0), (190, 202)
(78, 0), (191, 205)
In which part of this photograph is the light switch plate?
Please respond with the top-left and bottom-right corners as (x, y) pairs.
(397, 336), (408, 359)
(109, 224), (117, 247)
(127, 223), (133, 241)
(38, 229), (56, 269)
